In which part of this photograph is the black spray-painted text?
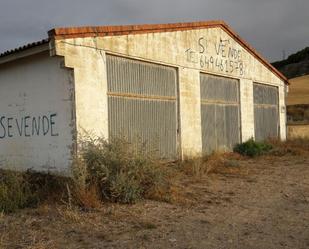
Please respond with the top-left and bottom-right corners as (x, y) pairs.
(0, 113), (59, 139)
(185, 37), (245, 76)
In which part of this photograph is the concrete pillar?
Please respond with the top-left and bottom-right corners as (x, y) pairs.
(57, 41), (109, 141)
(178, 67), (202, 158)
(279, 85), (287, 140)
(240, 79), (255, 141)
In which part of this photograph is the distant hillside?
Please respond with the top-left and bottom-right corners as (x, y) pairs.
(272, 47), (309, 79)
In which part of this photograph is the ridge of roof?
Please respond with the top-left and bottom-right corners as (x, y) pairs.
(48, 20), (225, 38)
(48, 20), (288, 84)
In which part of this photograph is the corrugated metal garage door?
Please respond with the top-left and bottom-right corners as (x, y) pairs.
(253, 83), (279, 141)
(200, 74), (240, 154)
(106, 55), (178, 159)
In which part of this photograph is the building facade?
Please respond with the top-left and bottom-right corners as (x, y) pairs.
(0, 21), (288, 174)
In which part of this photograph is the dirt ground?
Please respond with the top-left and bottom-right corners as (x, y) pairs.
(1, 154), (309, 249)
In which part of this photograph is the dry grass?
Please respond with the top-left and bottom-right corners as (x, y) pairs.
(23, 237), (56, 249)
(56, 206), (85, 223)
(1, 153), (308, 249)
(36, 203), (52, 216)
(288, 124), (309, 139)
(179, 152), (230, 177)
(0, 228), (56, 249)
(72, 185), (102, 210)
(287, 75), (309, 105)
(1, 139), (309, 249)
(2, 138), (308, 216)
(268, 138), (309, 156)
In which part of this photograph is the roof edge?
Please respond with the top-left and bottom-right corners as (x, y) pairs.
(48, 21), (288, 84)
(48, 20), (226, 38)
(218, 23), (289, 85)
(0, 39), (49, 65)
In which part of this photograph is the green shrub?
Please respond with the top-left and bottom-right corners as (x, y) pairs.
(76, 137), (168, 204)
(234, 138), (272, 157)
(0, 137), (169, 212)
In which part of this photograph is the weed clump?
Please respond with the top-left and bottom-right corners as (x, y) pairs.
(75, 137), (168, 204)
(0, 170), (37, 213)
(0, 137), (171, 213)
(267, 138), (309, 156)
(0, 169), (70, 213)
(234, 138), (272, 157)
(179, 152), (224, 177)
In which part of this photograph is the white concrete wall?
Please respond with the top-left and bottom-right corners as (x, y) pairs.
(53, 26), (287, 158)
(51, 43), (108, 142)
(0, 52), (74, 174)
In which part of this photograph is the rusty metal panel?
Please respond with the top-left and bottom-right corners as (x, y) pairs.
(200, 73), (240, 154)
(216, 105), (226, 150)
(201, 104), (216, 154)
(253, 83), (278, 105)
(106, 55), (178, 159)
(108, 97), (177, 158)
(200, 74), (239, 103)
(225, 105), (240, 148)
(106, 55), (176, 97)
(253, 83), (279, 141)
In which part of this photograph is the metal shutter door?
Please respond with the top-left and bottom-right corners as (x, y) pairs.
(253, 83), (279, 141)
(200, 73), (240, 154)
(106, 55), (178, 159)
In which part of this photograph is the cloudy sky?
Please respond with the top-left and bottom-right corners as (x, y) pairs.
(1, 0), (308, 62)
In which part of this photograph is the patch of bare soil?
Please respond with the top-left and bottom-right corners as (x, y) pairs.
(1, 154), (309, 249)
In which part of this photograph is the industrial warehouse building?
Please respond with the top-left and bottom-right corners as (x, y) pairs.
(0, 21), (288, 174)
